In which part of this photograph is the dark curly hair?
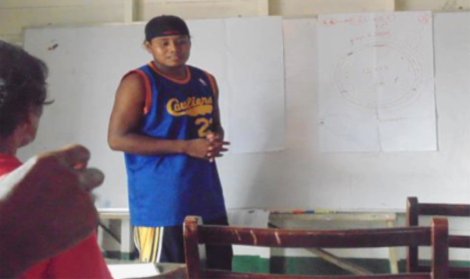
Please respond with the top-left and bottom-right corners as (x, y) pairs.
(0, 40), (51, 138)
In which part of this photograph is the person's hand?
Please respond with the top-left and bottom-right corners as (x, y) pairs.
(205, 132), (229, 162)
(0, 144), (104, 277)
(184, 138), (212, 159)
(184, 134), (229, 161)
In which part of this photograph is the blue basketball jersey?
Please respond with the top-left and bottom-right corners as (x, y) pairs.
(124, 62), (227, 227)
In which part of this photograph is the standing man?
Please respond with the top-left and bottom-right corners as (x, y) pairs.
(108, 15), (232, 269)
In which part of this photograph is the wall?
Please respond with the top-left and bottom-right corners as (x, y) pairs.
(2, 0), (470, 45)
(2, 0), (470, 210)
(0, 0), (127, 44)
(2, 0), (470, 262)
(17, 11), (470, 212)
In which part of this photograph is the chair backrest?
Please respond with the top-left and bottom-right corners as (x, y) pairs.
(407, 196), (470, 278)
(183, 215), (449, 279)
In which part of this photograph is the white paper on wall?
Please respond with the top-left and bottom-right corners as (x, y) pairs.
(186, 17), (286, 153)
(317, 11), (436, 152)
(225, 17), (285, 153)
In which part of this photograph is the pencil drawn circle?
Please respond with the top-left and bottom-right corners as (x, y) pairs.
(334, 44), (422, 110)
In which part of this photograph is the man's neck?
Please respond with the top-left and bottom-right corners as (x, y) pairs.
(154, 63), (187, 80)
(0, 134), (20, 156)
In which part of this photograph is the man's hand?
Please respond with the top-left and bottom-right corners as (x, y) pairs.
(184, 133), (229, 161)
(0, 145), (104, 277)
(205, 132), (229, 162)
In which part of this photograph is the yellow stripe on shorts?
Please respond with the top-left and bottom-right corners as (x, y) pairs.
(134, 226), (164, 263)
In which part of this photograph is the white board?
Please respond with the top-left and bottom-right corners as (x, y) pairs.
(20, 13), (470, 211)
(20, 17), (285, 208)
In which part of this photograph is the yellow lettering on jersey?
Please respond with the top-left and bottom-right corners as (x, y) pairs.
(167, 97), (213, 117)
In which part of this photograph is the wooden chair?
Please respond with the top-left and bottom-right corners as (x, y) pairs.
(407, 196), (470, 278)
(183, 215), (449, 279)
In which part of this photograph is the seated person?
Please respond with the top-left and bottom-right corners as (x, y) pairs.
(0, 145), (105, 278)
(0, 40), (111, 278)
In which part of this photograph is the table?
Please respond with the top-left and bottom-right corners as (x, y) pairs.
(98, 208), (399, 274)
(269, 211), (399, 274)
(107, 262), (186, 279)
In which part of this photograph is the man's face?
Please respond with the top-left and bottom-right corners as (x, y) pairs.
(146, 35), (191, 70)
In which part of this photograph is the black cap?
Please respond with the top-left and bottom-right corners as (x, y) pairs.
(145, 15), (190, 41)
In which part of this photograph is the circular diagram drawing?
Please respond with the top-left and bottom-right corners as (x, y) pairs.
(334, 43), (422, 110)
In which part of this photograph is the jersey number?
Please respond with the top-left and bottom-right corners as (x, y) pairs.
(196, 117), (213, 137)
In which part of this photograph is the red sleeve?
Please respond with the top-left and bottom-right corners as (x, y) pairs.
(45, 233), (112, 278)
(2, 155), (111, 278)
(0, 156), (53, 279)
(19, 261), (49, 278)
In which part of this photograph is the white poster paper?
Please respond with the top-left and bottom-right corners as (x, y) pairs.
(318, 11), (436, 152)
(225, 17), (285, 153)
